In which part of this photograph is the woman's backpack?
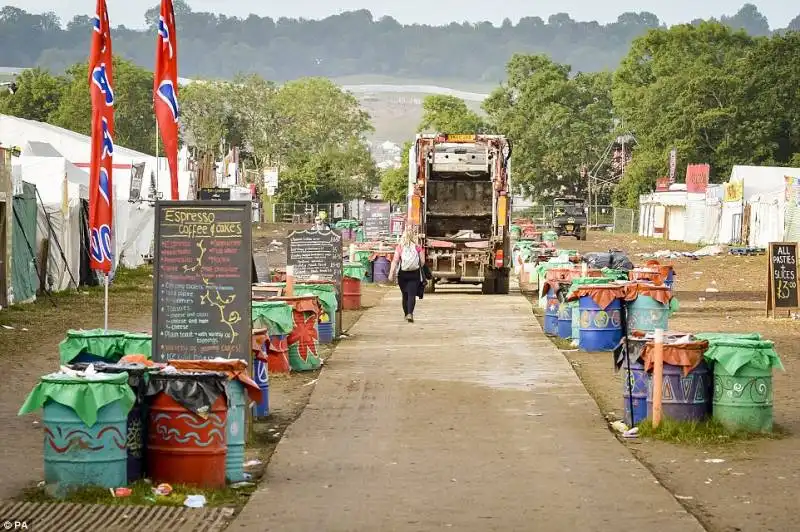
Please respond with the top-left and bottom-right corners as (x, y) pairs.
(400, 244), (420, 271)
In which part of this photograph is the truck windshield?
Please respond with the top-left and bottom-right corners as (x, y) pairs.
(555, 205), (584, 216)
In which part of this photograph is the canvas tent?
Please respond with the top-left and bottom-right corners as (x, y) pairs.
(726, 165), (800, 248)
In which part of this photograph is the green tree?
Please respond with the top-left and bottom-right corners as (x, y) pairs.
(230, 74), (286, 170)
(273, 77), (373, 155)
(180, 80), (237, 157)
(0, 67), (66, 123)
(380, 141), (412, 204)
(484, 54), (614, 201)
(612, 22), (754, 202)
(418, 95), (486, 133)
(50, 56), (158, 155)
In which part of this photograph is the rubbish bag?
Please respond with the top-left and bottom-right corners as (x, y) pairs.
(583, 250), (634, 271)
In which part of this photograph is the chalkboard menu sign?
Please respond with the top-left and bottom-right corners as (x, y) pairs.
(767, 241), (798, 318)
(152, 201), (252, 361)
(286, 229), (343, 285)
(363, 201), (391, 240)
(199, 187), (231, 201)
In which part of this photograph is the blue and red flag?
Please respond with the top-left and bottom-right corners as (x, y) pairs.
(88, 0), (115, 272)
(154, 0), (180, 200)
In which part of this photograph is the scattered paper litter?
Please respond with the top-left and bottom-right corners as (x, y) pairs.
(704, 458), (725, 464)
(243, 459), (262, 468)
(303, 379), (318, 387)
(675, 495), (694, 500)
(184, 495), (207, 508)
(2, 325), (14, 329)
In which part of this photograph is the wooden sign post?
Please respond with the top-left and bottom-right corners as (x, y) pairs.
(766, 241), (799, 319)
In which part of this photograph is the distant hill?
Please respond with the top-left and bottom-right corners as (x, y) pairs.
(2, 2), (798, 82)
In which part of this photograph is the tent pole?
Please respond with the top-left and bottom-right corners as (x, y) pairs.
(103, 273), (109, 331)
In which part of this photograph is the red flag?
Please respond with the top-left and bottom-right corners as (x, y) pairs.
(154, 0), (180, 200)
(88, 0), (115, 272)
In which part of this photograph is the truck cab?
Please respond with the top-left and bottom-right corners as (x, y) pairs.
(552, 197), (587, 240)
(407, 133), (512, 294)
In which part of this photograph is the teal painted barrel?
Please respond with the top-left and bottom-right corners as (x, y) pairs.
(225, 380), (247, 483)
(695, 333), (783, 433)
(570, 302), (580, 342)
(713, 363), (773, 433)
(43, 401), (128, 489)
(557, 302), (572, 338)
(626, 289), (671, 333)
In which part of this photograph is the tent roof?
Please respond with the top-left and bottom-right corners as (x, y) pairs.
(0, 114), (152, 160)
(729, 165), (800, 199)
(24, 141), (62, 157)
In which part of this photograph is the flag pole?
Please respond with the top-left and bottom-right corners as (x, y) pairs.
(104, 273), (109, 331)
(155, 118), (160, 198)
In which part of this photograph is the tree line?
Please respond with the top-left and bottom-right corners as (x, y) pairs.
(381, 22), (800, 207)
(0, 61), (378, 205)
(3, 15), (800, 208)
(1, 3), (798, 83)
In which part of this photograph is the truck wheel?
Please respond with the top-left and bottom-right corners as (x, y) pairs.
(481, 277), (496, 295)
(495, 271), (510, 295)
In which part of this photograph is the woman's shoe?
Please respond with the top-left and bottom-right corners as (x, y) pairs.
(406, 314), (414, 323)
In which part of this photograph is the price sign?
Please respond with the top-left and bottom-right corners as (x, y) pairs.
(767, 241), (799, 318)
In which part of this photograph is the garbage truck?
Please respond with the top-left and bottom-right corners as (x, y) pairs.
(406, 133), (512, 294)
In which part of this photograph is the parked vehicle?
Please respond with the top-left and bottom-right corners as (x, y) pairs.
(552, 196), (587, 240)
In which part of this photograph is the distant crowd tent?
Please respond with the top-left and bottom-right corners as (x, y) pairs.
(638, 165), (800, 247)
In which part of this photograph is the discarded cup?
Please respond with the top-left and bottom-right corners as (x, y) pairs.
(112, 487), (132, 497)
(153, 483), (173, 496)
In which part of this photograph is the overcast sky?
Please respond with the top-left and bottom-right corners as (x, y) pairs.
(7, 1), (796, 29)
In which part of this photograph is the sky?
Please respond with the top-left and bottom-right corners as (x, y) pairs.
(6, 1), (796, 29)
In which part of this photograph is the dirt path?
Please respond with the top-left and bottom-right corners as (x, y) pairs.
(554, 232), (800, 532)
(231, 288), (702, 531)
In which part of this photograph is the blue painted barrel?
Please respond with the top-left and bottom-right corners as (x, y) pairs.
(372, 256), (391, 283)
(225, 380), (247, 483)
(252, 358), (270, 417)
(578, 295), (623, 351)
(648, 361), (712, 422)
(626, 294), (670, 333)
(557, 302), (572, 338)
(543, 288), (559, 336)
(43, 401), (127, 489)
(318, 321), (334, 344)
(622, 337), (650, 426)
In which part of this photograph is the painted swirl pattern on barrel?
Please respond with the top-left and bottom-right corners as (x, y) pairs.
(44, 425), (126, 453)
(714, 375), (772, 404)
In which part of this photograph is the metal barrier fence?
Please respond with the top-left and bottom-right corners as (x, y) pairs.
(612, 208), (640, 234)
(511, 204), (637, 232)
(269, 203), (348, 224)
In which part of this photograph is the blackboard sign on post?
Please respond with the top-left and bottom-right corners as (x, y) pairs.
(363, 201), (391, 240)
(198, 187), (231, 201)
(287, 229), (344, 336)
(152, 201), (252, 361)
(286, 229), (343, 285)
(766, 241), (799, 318)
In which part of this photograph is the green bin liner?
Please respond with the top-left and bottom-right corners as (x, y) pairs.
(334, 219), (360, 229)
(344, 263), (368, 280)
(252, 301), (295, 335)
(59, 329), (128, 365)
(122, 333), (152, 357)
(293, 284), (338, 327)
(19, 371), (136, 427)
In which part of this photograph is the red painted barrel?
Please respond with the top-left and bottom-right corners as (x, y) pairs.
(147, 390), (227, 488)
(343, 276), (362, 310)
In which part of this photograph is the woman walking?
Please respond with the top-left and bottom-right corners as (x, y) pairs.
(389, 228), (425, 322)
